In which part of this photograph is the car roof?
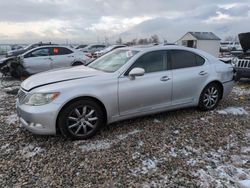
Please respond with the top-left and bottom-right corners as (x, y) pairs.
(121, 45), (217, 60)
(121, 45), (190, 51)
(23, 45), (77, 55)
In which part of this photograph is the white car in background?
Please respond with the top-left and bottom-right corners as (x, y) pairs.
(93, 45), (126, 58)
(17, 45), (91, 75)
(80, 44), (106, 54)
(220, 41), (242, 52)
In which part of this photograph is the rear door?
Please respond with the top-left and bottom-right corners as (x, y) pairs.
(50, 47), (75, 69)
(169, 50), (209, 105)
(118, 50), (172, 116)
(23, 47), (52, 74)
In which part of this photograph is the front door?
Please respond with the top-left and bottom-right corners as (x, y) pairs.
(118, 50), (172, 116)
(23, 47), (52, 74)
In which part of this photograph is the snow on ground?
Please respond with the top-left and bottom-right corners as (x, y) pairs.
(20, 144), (46, 158)
(169, 148), (178, 157)
(131, 157), (158, 176)
(153, 118), (161, 123)
(1, 143), (10, 150)
(232, 86), (250, 96)
(0, 144), (14, 155)
(5, 114), (19, 125)
(217, 107), (249, 116)
(76, 129), (141, 152)
(238, 180), (250, 188)
(0, 88), (7, 98)
(78, 139), (112, 152)
(116, 129), (140, 140)
(191, 130), (250, 188)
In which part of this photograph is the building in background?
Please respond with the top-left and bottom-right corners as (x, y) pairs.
(177, 32), (221, 57)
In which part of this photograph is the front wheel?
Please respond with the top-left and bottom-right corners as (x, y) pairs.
(198, 83), (222, 111)
(58, 99), (105, 140)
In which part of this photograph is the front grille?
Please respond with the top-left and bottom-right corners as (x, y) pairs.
(236, 59), (250, 69)
(18, 89), (28, 104)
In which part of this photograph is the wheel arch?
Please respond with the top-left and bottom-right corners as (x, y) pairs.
(56, 96), (107, 134)
(203, 80), (224, 99)
(71, 60), (85, 66)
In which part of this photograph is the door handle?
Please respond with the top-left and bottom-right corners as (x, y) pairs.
(199, 71), (207, 75)
(160, 76), (171, 81)
(68, 55), (74, 58)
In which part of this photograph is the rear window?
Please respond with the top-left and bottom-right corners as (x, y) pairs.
(51, 47), (73, 55)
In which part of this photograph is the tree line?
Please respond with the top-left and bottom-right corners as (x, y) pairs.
(116, 35), (160, 46)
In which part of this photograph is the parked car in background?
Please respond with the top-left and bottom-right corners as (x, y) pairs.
(220, 41), (242, 52)
(17, 45), (234, 139)
(0, 42), (57, 69)
(80, 44), (106, 54)
(93, 45), (126, 58)
(75, 44), (88, 50)
(11, 44), (24, 51)
(6, 45), (91, 77)
(6, 42), (56, 57)
(0, 45), (11, 55)
(231, 32), (250, 80)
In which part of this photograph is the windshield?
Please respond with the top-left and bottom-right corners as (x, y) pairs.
(88, 49), (139, 72)
(24, 44), (33, 50)
(101, 46), (114, 53)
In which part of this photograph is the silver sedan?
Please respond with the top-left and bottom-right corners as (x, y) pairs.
(16, 45), (234, 139)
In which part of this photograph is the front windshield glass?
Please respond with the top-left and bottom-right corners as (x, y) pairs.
(88, 49), (139, 72)
(24, 44), (32, 50)
(102, 46), (114, 53)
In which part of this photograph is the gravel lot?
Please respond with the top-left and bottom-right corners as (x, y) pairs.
(0, 77), (249, 187)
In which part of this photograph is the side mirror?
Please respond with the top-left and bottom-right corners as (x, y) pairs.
(128, 67), (145, 80)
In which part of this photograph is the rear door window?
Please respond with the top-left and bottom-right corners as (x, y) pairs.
(51, 47), (73, 56)
(170, 50), (205, 69)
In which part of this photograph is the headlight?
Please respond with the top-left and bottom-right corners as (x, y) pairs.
(24, 92), (60, 106)
(231, 57), (238, 66)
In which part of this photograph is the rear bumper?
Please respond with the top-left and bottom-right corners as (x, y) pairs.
(222, 80), (234, 99)
(234, 67), (250, 79)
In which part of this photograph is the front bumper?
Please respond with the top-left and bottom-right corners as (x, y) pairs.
(16, 101), (60, 135)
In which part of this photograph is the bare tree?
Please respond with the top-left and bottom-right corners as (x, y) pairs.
(224, 35), (239, 42)
(150, 34), (159, 44)
(138, 38), (148, 45)
(116, 37), (123, 44)
(131, 39), (137, 45)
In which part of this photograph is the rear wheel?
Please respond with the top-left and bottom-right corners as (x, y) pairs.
(198, 83), (222, 111)
(58, 99), (105, 139)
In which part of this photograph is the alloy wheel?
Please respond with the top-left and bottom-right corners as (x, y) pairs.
(203, 86), (219, 109)
(67, 105), (98, 136)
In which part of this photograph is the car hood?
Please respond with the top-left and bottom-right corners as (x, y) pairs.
(21, 66), (105, 91)
(7, 49), (26, 57)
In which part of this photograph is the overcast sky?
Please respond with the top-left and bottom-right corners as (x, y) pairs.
(0, 0), (250, 44)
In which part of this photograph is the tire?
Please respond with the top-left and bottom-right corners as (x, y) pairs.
(58, 99), (105, 140)
(198, 83), (222, 111)
(72, 61), (84, 66)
